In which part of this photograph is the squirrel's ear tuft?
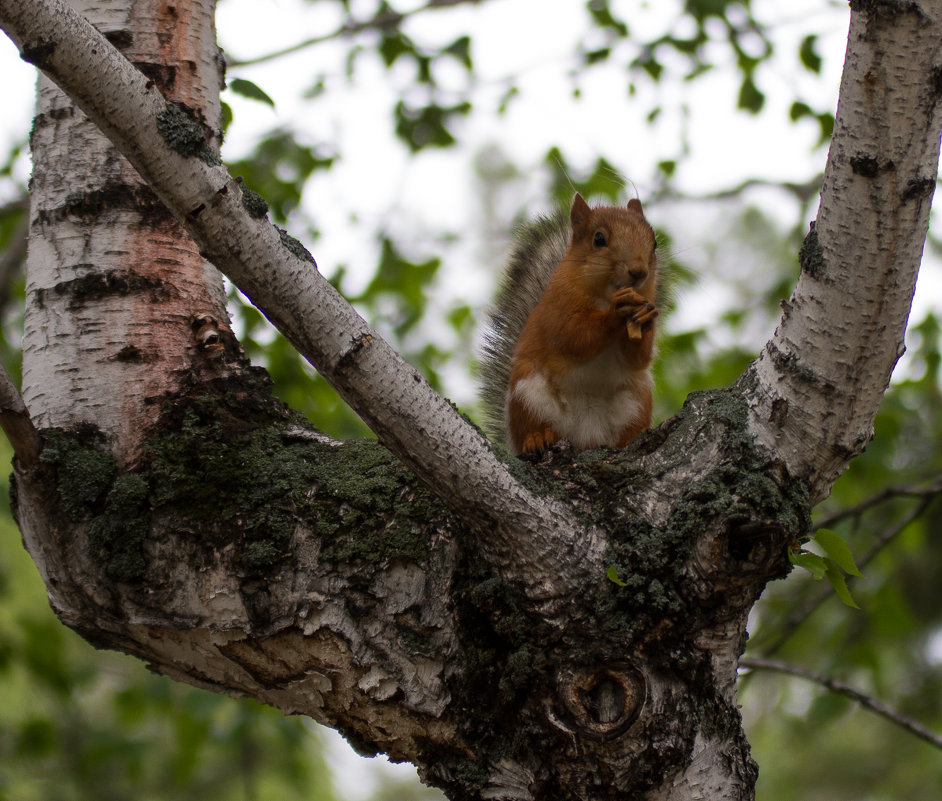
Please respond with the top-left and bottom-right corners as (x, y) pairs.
(570, 193), (591, 233)
(627, 198), (645, 217)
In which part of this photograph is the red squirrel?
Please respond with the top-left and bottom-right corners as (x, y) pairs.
(480, 193), (659, 456)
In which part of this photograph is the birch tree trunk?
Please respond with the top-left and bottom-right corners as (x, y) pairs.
(0, 1), (940, 800)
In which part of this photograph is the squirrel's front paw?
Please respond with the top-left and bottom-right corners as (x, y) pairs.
(520, 426), (558, 456)
(613, 287), (658, 339)
(612, 286), (645, 314)
(630, 302), (659, 328)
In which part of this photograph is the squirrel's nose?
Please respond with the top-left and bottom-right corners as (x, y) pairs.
(628, 266), (648, 284)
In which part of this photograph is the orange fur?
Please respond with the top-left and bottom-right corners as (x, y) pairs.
(506, 194), (658, 456)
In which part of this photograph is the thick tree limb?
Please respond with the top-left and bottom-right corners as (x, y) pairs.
(3, 1), (941, 798)
(741, 1), (942, 504)
(0, 0), (599, 607)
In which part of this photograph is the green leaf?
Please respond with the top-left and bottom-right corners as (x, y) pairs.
(220, 100), (233, 136)
(788, 549), (828, 580)
(446, 304), (473, 333)
(635, 53), (664, 82)
(584, 47), (612, 66)
(737, 76), (765, 114)
(228, 78), (275, 108)
(814, 529), (863, 577)
(789, 101), (813, 122)
(379, 32), (414, 67)
(497, 85), (519, 114)
(816, 111), (835, 143)
(799, 34), (823, 74)
(394, 101), (471, 152)
(825, 559), (860, 609)
(443, 35), (473, 70)
(587, 0), (629, 37)
(607, 566), (628, 587)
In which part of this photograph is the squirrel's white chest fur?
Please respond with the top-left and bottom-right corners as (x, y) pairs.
(509, 342), (652, 450)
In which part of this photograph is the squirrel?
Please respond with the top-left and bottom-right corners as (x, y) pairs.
(480, 193), (659, 456)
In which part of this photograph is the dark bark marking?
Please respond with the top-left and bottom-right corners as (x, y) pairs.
(156, 101), (220, 165)
(798, 223), (827, 282)
(43, 181), (175, 227)
(930, 65), (942, 97)
(20, 37), (57, 69)
(276, 226), (317, 266)
(240, 186), (270, 219)
(850, 154), (881, 177)
(765, 341), (834, 391)
(112, 344), (151, 363)
(48, 269), (170, 309)
(104, 30), (134, 51)
(135, 61), (177, 95)
(770, 396), (789, 427)
(849, 0), (926, 18)
(902, 176), (936, 202)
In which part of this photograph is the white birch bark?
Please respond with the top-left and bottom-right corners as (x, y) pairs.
(21, 0), (229, 465)
(1, 0), (594, 607)
(743, 1), (942, 503)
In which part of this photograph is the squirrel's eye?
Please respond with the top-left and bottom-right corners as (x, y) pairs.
(593, 231), (607, 248)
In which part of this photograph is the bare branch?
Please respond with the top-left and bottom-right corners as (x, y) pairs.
(0, 0), (601, 607)
(0, 361), (40, 466)
(740, 656), (942, 751)
(814, 479), (942, 530)
(650, 175), (823, 207)
(229, 0), (490, 67)
(741, 4), (942, 504)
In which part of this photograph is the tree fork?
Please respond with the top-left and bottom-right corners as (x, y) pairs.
(1, 0), (940, 799)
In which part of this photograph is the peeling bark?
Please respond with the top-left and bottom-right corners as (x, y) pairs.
(1, 1), (940, 800)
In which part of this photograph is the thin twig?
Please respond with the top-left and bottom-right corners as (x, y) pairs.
(814, 480), (942, 530)
(740, 656), (942, 751)
(228, 0), (489, 67)
(649, 176), (824, 206)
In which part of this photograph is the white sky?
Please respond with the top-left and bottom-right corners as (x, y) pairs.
(209, 0), (939, 401)
(3, 0), (937, 401)
(0, 0), (939, 796)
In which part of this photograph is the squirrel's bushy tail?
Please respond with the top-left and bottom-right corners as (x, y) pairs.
(479, 210), (569, 445)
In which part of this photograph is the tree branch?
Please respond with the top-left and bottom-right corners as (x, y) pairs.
(228, 0), (490, 67)
(740, 656), (942, 751)
(0, 0), (600, 607)
(814, 479), (942, 530)
(740, 2), (942, 504)
(650, 175), (824, 207)
(0, 360), (39, 466)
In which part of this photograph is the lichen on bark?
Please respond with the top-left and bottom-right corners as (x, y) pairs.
(33, 368), (448, 582)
